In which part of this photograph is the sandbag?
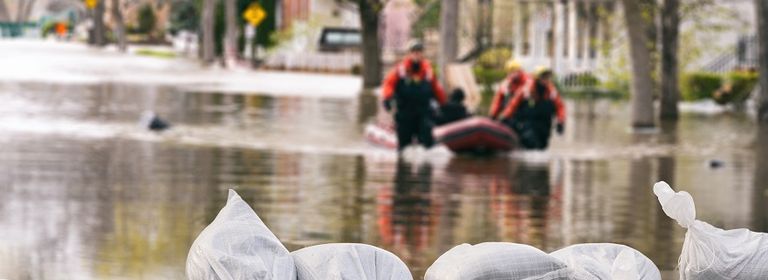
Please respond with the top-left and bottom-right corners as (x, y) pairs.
(424, 242), (575, 280)
(186, 189), (296, 280)
(292, 243), (412, 280)
(654, 181), (768, 280)
(550, 243), (661, 280)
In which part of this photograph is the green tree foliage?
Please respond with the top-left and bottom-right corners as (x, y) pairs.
(169, 0), (199, 35)
(412, 0), (440, 38)
(254, 0), (277, 47)
(137, 4), (156, 35)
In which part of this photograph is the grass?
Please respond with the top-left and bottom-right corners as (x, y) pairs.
(134, 48), (177, 59)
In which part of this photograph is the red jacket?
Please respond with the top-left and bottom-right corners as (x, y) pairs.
(490, 72), (531, 119)
(500, 80), (566, 123)
(381, 58), (447, 105)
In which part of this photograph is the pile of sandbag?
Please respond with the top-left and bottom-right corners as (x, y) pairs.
(187, 189), (663, 280)
(186, 190), (412, 280)
(654, 181), (768, 280)
(424, 242), (660, 280)
(551, 243), (661, 280)
(424, 242), (574, 280)
(185, 190), (297, 280)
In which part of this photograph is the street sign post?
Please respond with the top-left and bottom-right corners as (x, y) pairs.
(243, 3), (265, 65)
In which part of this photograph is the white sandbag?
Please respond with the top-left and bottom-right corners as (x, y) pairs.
(186, 189), (296, 280)
(654, 181), (768, 280)
(291, 243), (412, 280)
(424, 242), (575, 280)
(550, 243), (661, 280)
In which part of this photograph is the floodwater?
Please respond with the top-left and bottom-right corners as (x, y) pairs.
(0, 82), (766, 280)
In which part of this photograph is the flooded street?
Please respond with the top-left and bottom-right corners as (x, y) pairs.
(1, 81), (766, 279)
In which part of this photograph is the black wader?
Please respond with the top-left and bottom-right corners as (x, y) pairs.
(505, 98), (556, 150)
(394, 77), (436, 151)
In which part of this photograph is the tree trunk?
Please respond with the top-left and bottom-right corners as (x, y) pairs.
(224, 0), (238, 67)
(756, 0), (768, 123)
(622, 0), (656, 128)
(660, 0), (680, 120)
(0, 0), (9, 21)
(16, 0), (28, 22)
(358, 0), (383, 89)
(112, 0), (127, 52)
(91, 0), (107, 46)
(22, 0), (36, 22)
(201, 0), (216, 64)
(439, 0), (459, 87)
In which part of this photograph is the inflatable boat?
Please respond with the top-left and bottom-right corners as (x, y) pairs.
(433, 117), (517, 153)
(364, 117), (517, 154)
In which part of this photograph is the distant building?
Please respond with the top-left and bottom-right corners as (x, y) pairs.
(268, 0), (418, 72)
(481, 0), (757, 76)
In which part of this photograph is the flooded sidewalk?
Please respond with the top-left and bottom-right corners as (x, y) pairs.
(0, 40), (362, 98)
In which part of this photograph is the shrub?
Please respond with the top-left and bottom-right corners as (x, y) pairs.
(137, 4), (156, 35)
(726, 71), (759, 103)
(681, 72), (723, 101)
(560, 72), (600, 88)
(473, 66), (507, 95)
(476, 47), (512, 69)
(473, 48), (512, 98)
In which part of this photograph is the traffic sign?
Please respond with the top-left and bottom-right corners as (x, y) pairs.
(84, 0), (98, 9)
(243, 3), (266, 27)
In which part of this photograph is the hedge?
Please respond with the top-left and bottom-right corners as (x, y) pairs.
(681, 72), (723, 101)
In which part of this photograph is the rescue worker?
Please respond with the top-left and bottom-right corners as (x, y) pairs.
(489, 59), (531, 120)
(499, 67), (565, 149)
(382, 41), (447, 151)
(435, 88), (470, 125)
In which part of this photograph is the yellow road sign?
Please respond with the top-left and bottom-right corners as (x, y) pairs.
(243, 3), (266, 26)
(85, 0), (98, 9)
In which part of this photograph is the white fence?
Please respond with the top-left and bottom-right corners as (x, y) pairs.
(263, 52), (361, 73)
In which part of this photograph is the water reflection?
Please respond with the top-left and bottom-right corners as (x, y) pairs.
(1, 82), (768, 279)
(371, 157), (563, 276)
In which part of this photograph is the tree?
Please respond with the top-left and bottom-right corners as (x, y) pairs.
(90, 0), (107, 46)
(169, 0), (199, 34)
(438, 0), (458, 87)
(356, 0), (386, 89)
(411, 0), (440, 38)
(200, 0), (216, 64)
(16, 0), (36, 23)
(224, 0), (238, 67)
(112, 0), (127, 52)
(137, 4), (156, 35)
(622, 0), (656, 128)
(757, 0), (768, 123)
(660, 0), (680, 120)
(0, 0), (10, 21)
